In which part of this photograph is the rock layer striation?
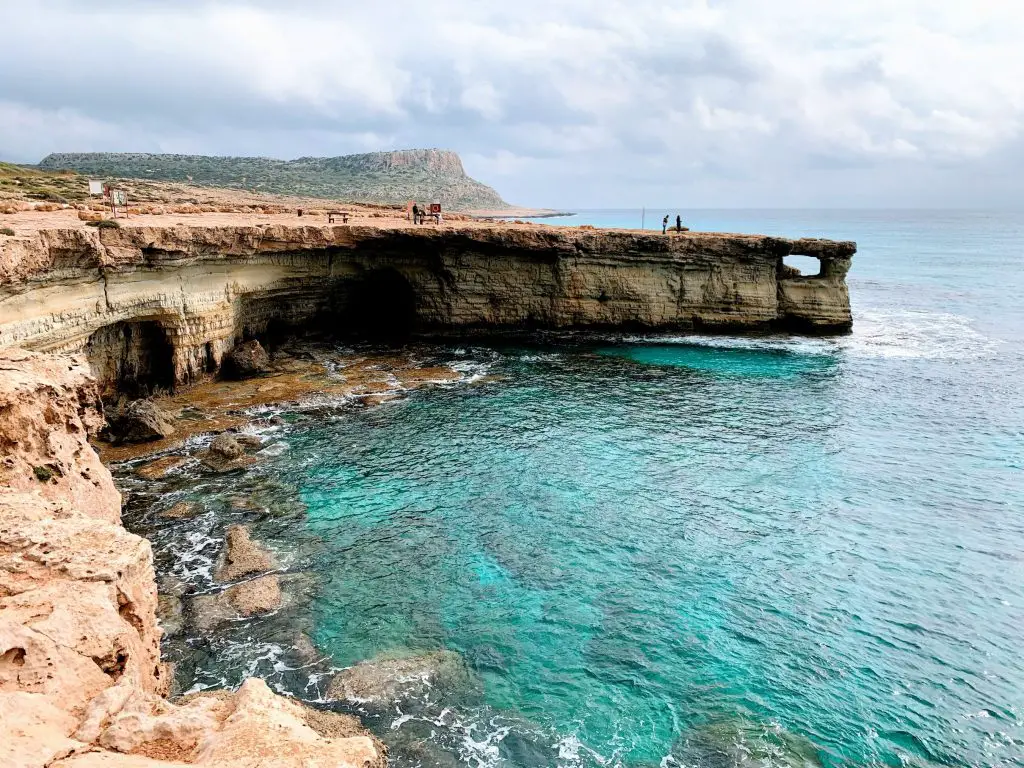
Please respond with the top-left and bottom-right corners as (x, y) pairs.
(0, 222), (854, 393)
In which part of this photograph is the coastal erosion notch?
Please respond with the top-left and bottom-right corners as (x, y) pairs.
(0, 223), (855, 392)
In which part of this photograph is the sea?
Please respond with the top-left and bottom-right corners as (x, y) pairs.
(119, 210), (1024, 768)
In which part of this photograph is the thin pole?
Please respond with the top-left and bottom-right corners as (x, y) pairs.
(641, 207), (646, 230)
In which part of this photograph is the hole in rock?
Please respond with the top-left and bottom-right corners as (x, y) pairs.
(86, 320), (175, 398)
(781, 255), (821, 278)
(343, 268), (418, 341)
(1, 647), (26, 667)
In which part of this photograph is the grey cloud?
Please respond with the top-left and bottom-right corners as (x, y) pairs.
(1, 0), (1022, 207)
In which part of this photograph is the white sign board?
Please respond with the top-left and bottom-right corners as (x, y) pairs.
(88, 180), (104, 195)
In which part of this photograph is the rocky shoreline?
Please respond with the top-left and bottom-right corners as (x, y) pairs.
(1, 212), (856, 766)
(0, 347), (398, 767)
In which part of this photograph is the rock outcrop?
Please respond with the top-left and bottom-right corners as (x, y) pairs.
(220, 340), (269, 380)
(104, 399), (176, 444)
(0, 222), (854, 393)
(0, 349), (385, 768)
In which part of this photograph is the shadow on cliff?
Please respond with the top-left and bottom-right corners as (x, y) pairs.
(339, 268), (418, 342)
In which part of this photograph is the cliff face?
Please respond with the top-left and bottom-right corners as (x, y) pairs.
(37, 150), (509, 210)
(0, 348), (385, 768)
(0, 222), (853, 392)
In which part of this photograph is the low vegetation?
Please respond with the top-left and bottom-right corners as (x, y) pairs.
(39, 150), (511, 210)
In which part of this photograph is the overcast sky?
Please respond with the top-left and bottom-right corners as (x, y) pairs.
(1, 1), (1021, 208)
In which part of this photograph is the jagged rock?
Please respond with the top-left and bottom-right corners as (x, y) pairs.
(214, 525), (277, 582)
(0, 350), (384, 768)
(106, 399), (175, 444)
(222, 340), (270, 380)
(326, 650), (476, 706)
(156, 593), (183, 638)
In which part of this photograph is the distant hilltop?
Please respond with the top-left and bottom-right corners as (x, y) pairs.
(38, 149), (510, 210)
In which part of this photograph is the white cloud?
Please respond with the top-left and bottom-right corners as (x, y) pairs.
(0, 0), (1022, 206)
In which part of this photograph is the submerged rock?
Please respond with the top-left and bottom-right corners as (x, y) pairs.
(159, 501), (200, 520)
(189, 575), (283, 632)
(673, 718), (823, 768)
(214, 524), (278, 582)
(105, 398), (175, 444)
(222, 339), (271, 379)
(135, 454), (188, 479)
(157, 593), (184, 638)
(326, 649), (476, 706)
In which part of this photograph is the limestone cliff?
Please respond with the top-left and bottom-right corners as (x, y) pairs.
(0, 222), (854, 392)
(0, 348), (386, 768)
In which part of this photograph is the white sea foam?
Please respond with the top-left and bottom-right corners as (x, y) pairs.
(839, 309), (1001, 360)
(612, 308), (999, 362)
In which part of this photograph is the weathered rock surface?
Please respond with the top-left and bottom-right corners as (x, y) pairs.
(326, 650), (476, 706)
(214, 525), (277, 582)
(0, 350), (385, 768)
(0, 223), (854, 392)
(220, 340), (269, 380)
(189, 575), (282, 633)
(105, 399), (175, 444)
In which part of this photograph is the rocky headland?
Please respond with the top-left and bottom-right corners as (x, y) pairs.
(38, 149), (510, 211)
(0, 215), (853, 395)
(0, 210), (855, 766)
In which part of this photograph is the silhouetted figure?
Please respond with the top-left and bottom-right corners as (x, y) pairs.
(662, 215), (669, 234)
(412, 204), (420, 224)
(676, 215), (682, 233)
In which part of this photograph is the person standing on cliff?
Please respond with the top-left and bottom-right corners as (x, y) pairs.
(662, 215), (669, 234)
(676, 214), (682, 233)
(412, 203), (420, 225)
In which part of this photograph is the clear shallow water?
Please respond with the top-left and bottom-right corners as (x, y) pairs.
(120, 211), (1024, 768)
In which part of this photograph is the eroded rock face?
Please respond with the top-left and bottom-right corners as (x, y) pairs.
(0, 223), (855, 392)
(0, 350), (386, 768)
(214, 525), (277, 582)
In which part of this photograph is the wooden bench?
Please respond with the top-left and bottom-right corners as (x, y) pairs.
(327, 211), (349, 224)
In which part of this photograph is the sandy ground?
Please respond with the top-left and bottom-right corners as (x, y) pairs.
(0, 206), (593, 237)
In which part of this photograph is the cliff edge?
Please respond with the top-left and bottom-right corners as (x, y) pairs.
(0, 348), (386, 768)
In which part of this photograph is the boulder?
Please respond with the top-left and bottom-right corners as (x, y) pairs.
(197, 432), (261, 472)
(209, 433), (243, 460)
(222, 340), (270, 380)
(189, 575), (282, 633)
(326, 649), (475, 706)
(105, 399), (175, 444)
(214, 525), (277, 582)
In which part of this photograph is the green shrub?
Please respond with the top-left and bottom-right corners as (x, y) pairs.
(0, 227), (15, 236)
(33, 465), (54, 482)
(86, 219), (121, 229)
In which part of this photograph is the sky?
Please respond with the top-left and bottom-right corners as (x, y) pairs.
(1, 1), (1022, 208)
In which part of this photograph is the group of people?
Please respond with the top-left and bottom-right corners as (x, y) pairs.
(411, 203), (442, 225)
(662, 214), (685, 234)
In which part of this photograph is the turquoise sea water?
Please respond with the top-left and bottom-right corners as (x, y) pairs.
(121, 211), (1024, 768)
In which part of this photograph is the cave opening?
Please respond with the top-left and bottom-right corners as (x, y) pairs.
(781, 255), (822, 278)
(86, 320), (175, 399)
(343, 268), (418, 341)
